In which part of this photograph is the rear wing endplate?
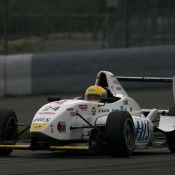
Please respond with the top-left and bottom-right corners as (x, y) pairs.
(117, 76), (175, 102)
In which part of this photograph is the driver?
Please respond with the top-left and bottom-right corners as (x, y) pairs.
(84, 85), (107, 102)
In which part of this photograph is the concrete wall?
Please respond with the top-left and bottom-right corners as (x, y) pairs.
(0, 56), (5, 96)
(6, 54), (32, 95)
(0, 54), (32, 96)
(0, 45), (175, 96)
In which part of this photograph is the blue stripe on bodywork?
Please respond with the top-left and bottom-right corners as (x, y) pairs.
(142, 120), (147, 141)
(146, 120), (150, 140)
(138, 121), (143, 141)
(135, 121), (140, 139)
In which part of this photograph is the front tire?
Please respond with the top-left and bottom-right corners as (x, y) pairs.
(106, 110), (135, 157)
(0, 110), (18, 156)
(89, 127), (106, 153)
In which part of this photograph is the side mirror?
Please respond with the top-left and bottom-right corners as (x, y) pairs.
(98, 97), (107, 107)
(101, 97), (107, 103)
(47, 96), (61, 102)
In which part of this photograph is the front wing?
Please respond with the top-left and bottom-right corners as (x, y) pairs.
(0, 143), (89, 151)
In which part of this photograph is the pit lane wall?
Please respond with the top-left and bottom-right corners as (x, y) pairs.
(0, 45), (175, 96)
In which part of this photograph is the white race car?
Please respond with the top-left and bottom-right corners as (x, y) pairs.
(0, 70), (175, 157)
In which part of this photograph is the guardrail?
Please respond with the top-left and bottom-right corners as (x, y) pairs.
(0, 45), (175, 96)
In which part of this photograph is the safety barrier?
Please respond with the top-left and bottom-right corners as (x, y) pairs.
(1, 45), (175, 96)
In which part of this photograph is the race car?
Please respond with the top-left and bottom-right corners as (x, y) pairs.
(0, 70), (175, 157)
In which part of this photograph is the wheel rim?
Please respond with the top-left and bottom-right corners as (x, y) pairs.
(5, 117), (17, 141)
(124, 119), (134, 150)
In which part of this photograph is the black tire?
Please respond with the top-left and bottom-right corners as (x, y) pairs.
(106, 110), (135, 157)
(167, 107), (175, 116)
(167, 133), (175, 153)
(166, 107), (175, 153)
(89, 127), (106, 153)
(0, 110), (18, 156)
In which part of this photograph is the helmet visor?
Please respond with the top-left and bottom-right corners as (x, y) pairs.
(85, 94), (102, 101)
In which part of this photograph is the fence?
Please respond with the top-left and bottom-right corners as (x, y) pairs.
(0, 0), (175, 54)
(0, 0), (106, 54)
(104, 0), (175, 48)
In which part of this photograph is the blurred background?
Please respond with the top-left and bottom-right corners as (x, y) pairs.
(0, 0), (175, 122)
(0, 0), (175, 54)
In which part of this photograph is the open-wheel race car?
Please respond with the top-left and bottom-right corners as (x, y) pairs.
(0, 70), (175, 157)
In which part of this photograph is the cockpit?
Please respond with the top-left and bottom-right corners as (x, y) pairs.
(83, 72), (121, 103)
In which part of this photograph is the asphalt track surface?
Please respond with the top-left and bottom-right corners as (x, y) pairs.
(0, 88), (175, 175)
(0, 148), (175, 175)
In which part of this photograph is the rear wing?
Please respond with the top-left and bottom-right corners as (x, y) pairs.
(116, 76), (175, 102)
(117, 76), (172, 82)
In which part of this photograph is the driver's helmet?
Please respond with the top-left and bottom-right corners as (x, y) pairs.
(85, 85), (107, 102)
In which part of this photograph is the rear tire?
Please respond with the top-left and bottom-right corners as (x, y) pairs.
(166, 107), (175, 153)
(0, 110), (18, 156)
(167, 107), (175, 116)
(106, 110), (135, 157)
(167, 133), (175, 153)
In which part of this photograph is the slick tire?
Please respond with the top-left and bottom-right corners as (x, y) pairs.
(166, 107), (175, 153)
(167, 133), (175, 153)
(0, 110), (18, 156)
(106, 110), (135, 157)
(167, 107), (175, 116)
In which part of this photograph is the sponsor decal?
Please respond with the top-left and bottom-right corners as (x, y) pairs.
(55, 100), (67, 105)
(57, 121), (66, 133)
(123, 100), (128, 105)
(111, 75), (116, 79)
(31, 123), (47, 131)
(33, 117), (51, 123)
(120, 105), (125, 111)
(67, 108), (74, 111)
(79, 104), (88, 110)
(130, 107), (132, 112)
(83, 128), (91, 136)
(51, 123), (54, 133)
(42, 106), (60, 111)
(92, 107), (96, 116)
(99, 109), (109, 113)
(116, 87), (121, 90)
(113, 80), (118, 84)
(70, 111), (77, 117)
(38, 111), (55, 115)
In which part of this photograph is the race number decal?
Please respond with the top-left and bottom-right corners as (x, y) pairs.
(135, 120), (151, 142)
